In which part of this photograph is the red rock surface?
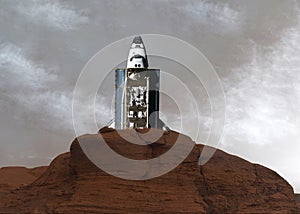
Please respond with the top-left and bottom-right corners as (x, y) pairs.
(0, 166), (46, 194)
(0, 129), (298, 213)
(295, 194), (300, 213)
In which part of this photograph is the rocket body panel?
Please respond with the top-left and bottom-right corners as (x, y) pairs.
(115, 69), (126, 129)
(146, 69), (160, 128)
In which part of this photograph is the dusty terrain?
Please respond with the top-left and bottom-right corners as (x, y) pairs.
(0, 128), (298, 213)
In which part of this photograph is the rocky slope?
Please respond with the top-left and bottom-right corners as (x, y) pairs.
(0, 166), (46, 194)
(0, 128), (298, 213)
(295, 194), (300, 212)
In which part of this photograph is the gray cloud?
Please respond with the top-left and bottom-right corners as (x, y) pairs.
(0, 42), (57, 88)
(223, 12), (300, 146)
(0, 42), (72, 132)
(220, 5), (300, 192)
(183, 1), (243, 31)
(14, 0), (88, 31)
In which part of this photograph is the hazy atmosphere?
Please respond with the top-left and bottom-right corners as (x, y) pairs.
(1, 0), (300, 193)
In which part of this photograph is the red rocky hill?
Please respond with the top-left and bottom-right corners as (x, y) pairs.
(0, 128), (298, 213)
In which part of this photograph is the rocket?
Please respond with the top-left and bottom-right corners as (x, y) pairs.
(108, 35), (168, 130)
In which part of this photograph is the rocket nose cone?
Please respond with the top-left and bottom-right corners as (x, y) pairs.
(127, 35), (149, 68)
(132, 35), (143, 44)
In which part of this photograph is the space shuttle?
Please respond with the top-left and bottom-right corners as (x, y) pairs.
(108, 36), (168, 130)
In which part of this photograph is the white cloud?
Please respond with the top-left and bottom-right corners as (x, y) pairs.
(0, 43), (57, 89)
(0, 42), (113, 133)
(223, 14), (300, 146)
(0, 42), (72, 131)
(15, 0), (88, 31)
(218, 7), (300, 192)
(183, 1), (242, 30)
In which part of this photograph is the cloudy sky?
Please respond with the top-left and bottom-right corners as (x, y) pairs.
(0, 0), (300, 192)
